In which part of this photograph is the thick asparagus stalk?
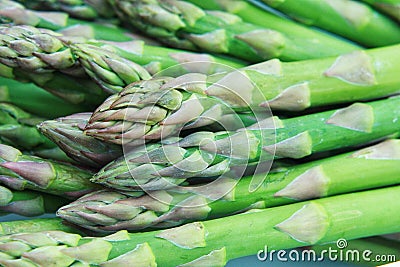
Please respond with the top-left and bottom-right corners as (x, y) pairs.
(1, 185), (400, 266)
(0, 185), (69, 217)
(111, 0), (361, 62)
(38, 113), (122, 168)
(85, 44), (400, 144)
(91, 96), (400, 190)
(59, 139), (400, 232)
(0, 77), (87, 118)
(361, 0), (400, 22)
(15, 0), (115, 20)
(0, 144), (100, 198)
(260, 0), (400, 47)
(0, 218), (83, 236)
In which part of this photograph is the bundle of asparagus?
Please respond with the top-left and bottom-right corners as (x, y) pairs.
(0, 1), (399, 266)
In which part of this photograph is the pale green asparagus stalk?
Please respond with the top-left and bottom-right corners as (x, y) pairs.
(38, 113), (123, 168)
(85, 44), (400, 144)
(260, 0), (400, 46)
(59, 139), (400, 232)
(0, 218), (84, 236)
(110, 0), (361, 62)
(0, 185), (399, 266)
(0, 144), (100, 198)
(91, 96), (400, 191)
(0, 185), (69, 217)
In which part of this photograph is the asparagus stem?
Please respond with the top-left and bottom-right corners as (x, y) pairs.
(59, 139), (400, 232)
(86, 44), (400, 145)
(260, 0), (400, 47)
(0, 218), (83, 236)
(0, 144), (100, 198)
(0, 185), (69, 217)
(1, 186), (400, 266)
(38, 113), (123, 168)
(91, 96), (400, 190)
(111, 0), (361, 62)
(15, 0), (116, 20)
(0, 102), (54, 150)
(0, 77), (87, 118)
(188, 0), (361, 54)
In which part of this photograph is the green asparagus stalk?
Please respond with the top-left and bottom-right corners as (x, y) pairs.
(0, 102), (54, 150)
(38, 113), (123, 168)
(187, 0), (362, 54)
(0, 144), (100, 198)
(0, 77), (87, 118)
(0, 218), (83, 236)
(1, 1), (247, 72)
(85, 44), (400, 144)
(91, 96), (400, 191)
(0, 185), (69, 217)
(15, 0), (116, 20)
(0, 0), (154, 43)
(111, 0), (361, 62)
(59, 139), (400, 232)
(260, 0), (400, 47)
(361, 0), (400, 22)
(1, 185), (400, 266)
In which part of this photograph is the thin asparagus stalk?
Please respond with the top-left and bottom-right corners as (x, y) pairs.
(0, 185), (69, 217)
(111, 0), (361, 62)
(59, 139), (400, 232)
(361, 0), (400, 22)
(38, 113), (123, 168)
(0, 144), (100, 198)
(1, 186), (400, 266)
(85, 44), (400, 145)
(0, 218), (83, 236)
(91, 96), (400, 191)
(260, 0), (400, 47)
(15, 0), (116, 20)
(0, 77), (87, 118)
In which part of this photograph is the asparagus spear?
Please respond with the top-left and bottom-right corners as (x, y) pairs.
(361, 0), (400, 22)
(38, 113), (123, 168)
(0, 218), (83, 236)
(0, 144), (100, 198)
(91, 96), (400, 190)
(111, 0), (361, 62)
(187, 0), (361, 54)
(15, 0), (115, 20)
(1, 185), (400, 266)
(0, 102), (54, 150)
(0, 185), (69, 217)
(260, 0), (400, 47)
(59, 139), (400, 232)
(85, 44), (400, 144)
(0, 77), (87, 118)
